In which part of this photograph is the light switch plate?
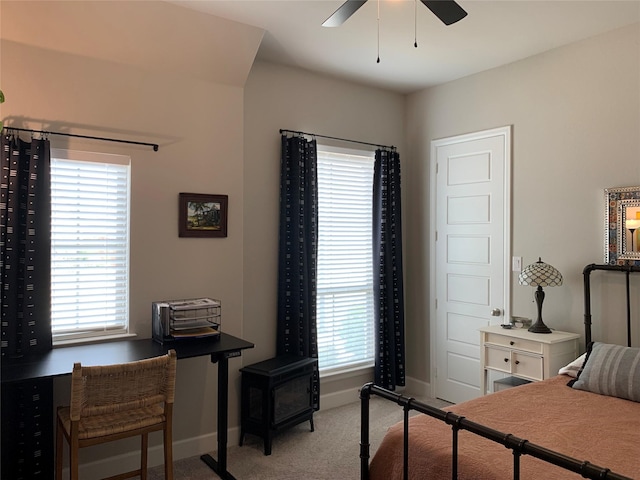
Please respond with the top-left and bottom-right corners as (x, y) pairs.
(512, 256), (522, 272)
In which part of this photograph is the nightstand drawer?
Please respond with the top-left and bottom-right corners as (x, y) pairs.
(485, 346), (513, 372)
(512, 352), (543, 380)
(485, 333), (543, 354)
(484, 346), (544, 381)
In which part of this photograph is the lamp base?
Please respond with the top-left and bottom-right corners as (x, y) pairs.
(528, 285), (552, 333)
(528, 319), (552, 334)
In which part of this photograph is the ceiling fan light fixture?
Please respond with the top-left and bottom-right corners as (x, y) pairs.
(322, 0), (367, 27)
(421, 0), (467, 26)
(322, 0), (467, 28)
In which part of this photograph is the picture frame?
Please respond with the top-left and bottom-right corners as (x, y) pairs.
(604, 186), (640, 266)
(179, 193), (228, 238)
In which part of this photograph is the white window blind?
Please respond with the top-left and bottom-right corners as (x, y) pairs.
(50, 149), (131, 342)
(317, 147), (375, 373)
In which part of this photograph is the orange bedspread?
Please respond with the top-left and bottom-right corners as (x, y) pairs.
(369, 375), (640, 479)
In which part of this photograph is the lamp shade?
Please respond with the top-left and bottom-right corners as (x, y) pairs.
(626, 218), (640, 230)
(518, 258), (562, 287)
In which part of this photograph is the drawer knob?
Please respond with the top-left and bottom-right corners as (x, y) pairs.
(504, 358), (509, 363)
(510, 341), (515, 346)
(515, 360), (520, 365)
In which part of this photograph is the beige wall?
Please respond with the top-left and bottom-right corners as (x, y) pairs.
(0, 0), (264, 475)
(0, 1), (406, 474)
(243, 61), (406, 401)
(2, 0), (639, 474)
(2, 39), (247, 471)
(404, 23), (640, 384)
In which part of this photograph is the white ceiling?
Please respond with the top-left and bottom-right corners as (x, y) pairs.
(171, 0), (640, 94)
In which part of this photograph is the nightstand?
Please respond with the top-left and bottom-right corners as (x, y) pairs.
(479, 325), (580, 395)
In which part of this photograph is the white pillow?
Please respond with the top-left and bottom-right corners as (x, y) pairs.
(558, 353), (586, 378)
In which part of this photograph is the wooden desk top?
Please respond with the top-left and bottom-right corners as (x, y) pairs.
(1, 332), (254, 383)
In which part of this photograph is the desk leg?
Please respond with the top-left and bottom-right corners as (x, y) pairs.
(201, 354), (237, 480)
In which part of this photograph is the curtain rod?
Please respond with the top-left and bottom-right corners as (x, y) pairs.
(6, 127), (159, 151)
(280, 129), (395, 151)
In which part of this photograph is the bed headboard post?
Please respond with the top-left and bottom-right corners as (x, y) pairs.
(360, 383), (373, 480)
(583, 263), (596, 347)
(583, 263), (640, 349)
(625, 269), (634, 347)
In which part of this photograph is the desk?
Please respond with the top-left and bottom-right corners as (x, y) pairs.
(1, 332), (254, 480)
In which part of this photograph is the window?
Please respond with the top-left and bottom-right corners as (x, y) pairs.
(316, 146), (375, 374)
(50, 149), (131, 343)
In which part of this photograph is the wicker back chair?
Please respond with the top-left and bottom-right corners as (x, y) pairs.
(55, 349), (177, 480)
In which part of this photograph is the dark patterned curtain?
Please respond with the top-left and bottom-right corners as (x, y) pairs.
(1, 132), (53, 479)
(0, 133), (52, 356)
(373, 148), (405, 390)
(1, 377), (54, 479)
(276, 134), (320, 410)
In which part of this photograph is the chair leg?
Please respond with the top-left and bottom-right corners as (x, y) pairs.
(70, 438), (79, 480)
(141, 433), (148, 480)
(164, 424), (174, 480)
(55, 413), (64, 480)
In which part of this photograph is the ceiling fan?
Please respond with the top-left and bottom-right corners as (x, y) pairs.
(322, 0), (467, 27)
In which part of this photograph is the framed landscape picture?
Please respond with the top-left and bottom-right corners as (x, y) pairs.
(179, 193), (228, 238)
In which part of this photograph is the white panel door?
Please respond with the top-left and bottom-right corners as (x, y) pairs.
(431, 127), (511, 404)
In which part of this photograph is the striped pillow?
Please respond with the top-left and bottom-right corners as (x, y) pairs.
(570, 342), (640, 402)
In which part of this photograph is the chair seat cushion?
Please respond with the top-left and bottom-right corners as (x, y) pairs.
(58, 404), (165, 439)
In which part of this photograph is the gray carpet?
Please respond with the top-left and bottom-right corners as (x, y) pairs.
(148, 394), (451, 479)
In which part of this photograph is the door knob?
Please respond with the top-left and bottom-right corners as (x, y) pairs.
(491, 308), (502, 317)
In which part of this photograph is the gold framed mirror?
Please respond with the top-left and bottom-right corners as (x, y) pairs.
(605, 186), (640, 265)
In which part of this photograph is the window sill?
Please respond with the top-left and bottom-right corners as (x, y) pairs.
(53, 333), (137, 348)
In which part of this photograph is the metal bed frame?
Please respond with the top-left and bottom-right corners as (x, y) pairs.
(360, 263), (640, 480)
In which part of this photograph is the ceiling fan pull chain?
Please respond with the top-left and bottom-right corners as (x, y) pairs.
(414, 0), (418, 48)
(376, 0), (380, 63)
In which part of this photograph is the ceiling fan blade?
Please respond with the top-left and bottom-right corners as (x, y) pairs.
(421, 0), (467, 26)
(322, 0), (368, 27)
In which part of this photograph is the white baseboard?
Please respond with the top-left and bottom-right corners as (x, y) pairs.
(320, 386), (361, 410)
(320, 375), (434, 411)
(71, 428), (239, 478)
(68, 391), (356, 477)
(318, 375), (433, 409)
(70, 378), (432, 476)
(404, 375), (432, 398)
